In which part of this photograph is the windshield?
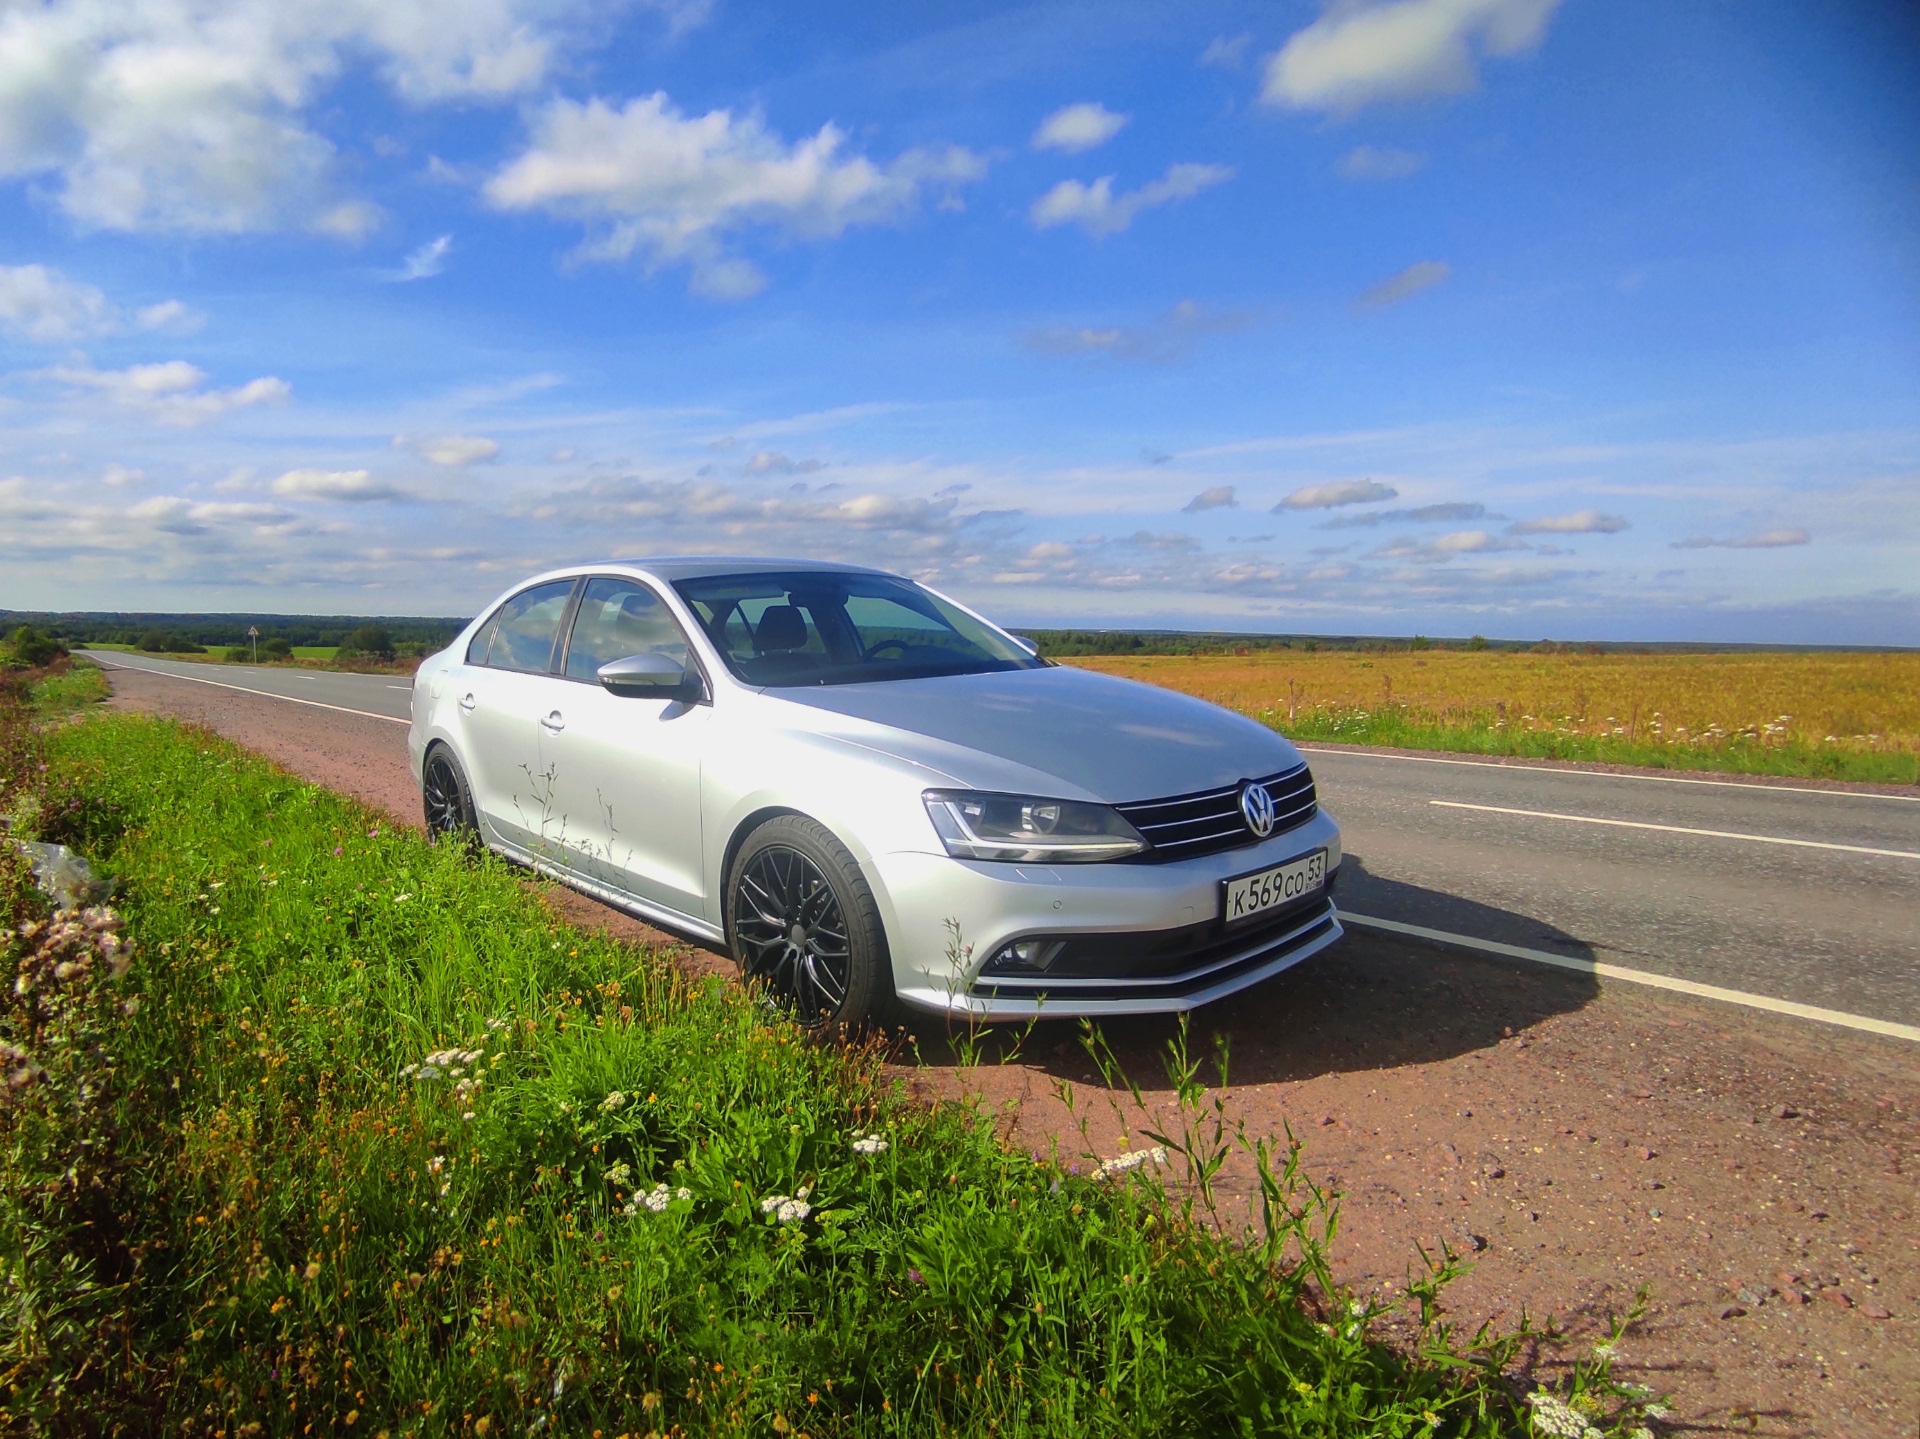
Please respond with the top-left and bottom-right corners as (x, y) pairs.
(673, 571), (1043, 687)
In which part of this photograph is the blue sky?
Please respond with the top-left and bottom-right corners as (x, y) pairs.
(2, 0), (1916, 641)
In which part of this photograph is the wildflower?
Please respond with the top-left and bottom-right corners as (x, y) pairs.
(1525, 1392), (1598, 1439)
(1096, 1146), (1167, 1178)
(907, 1267), (925, 1285)
(486, 1018), (509, 1032)
(400, 1064), (419, 1079)
(461, 1111), (475, 1121)
(604, 1161), (633, 1186)
(427, 1155), (448, 1174)
(851, 1132), (889, 1156)
(1592, 1341), (1616, 1361)
(415, 1065), (442, 1081)
(760, 1185), (813, 1223)
(332, 847), (343, 857)
(1644, 1406), (1671, 1420)
(601, 1091), (628, 1112)
(394, 893), (411, 904)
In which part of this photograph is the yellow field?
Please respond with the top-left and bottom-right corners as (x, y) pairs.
(1063, 649), (1920, 755)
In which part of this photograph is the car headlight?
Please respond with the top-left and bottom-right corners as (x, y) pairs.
(922, 790), (1146, 863)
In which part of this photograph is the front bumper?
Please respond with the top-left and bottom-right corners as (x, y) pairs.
(876, 808), (1344, 1018)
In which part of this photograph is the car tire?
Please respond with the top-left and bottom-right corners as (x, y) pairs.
(726, 814), (896, 1033)
(422, 743), (480, 849)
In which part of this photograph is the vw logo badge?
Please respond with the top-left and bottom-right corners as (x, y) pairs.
(1240, 781), (1276, 838)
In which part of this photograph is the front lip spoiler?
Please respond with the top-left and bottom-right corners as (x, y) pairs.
(897, 904), (1344, 1019)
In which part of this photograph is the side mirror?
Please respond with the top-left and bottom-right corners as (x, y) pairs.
(1011, 634), (1040, 657)
(597, 652), (703, 701)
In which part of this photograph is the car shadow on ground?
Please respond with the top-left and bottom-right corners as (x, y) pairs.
(903, 852), (1601, 1089)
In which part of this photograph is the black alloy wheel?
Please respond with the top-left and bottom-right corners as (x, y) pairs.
(727, 815), (892, 1031)
(422, 745), (478, 847)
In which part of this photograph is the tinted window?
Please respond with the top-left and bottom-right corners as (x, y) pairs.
(674, 571), (1041, 687)
(564, 578), (691, 681)
(482, 580), (576, 673)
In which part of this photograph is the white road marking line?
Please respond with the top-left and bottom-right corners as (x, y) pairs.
(1339, 911), (1920, 1043)
(1297, 744), (1920, 803)
(385, 684), (411, 690)
(90, 657), (409, 726)
(1429, 799), (1920, 860)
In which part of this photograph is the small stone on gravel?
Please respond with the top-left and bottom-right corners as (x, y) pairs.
(1773, 1104), (1800, 1119)
(1861, 1302), (1892, 1320)
(1719, 1304), (1747, 1320)
(1820, 1289), (1853, 1308)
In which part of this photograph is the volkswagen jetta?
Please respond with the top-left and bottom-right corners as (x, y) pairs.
(408, 558), (1343, 1028)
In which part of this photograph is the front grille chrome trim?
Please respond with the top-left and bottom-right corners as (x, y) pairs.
(1114, 763), (1317, 863)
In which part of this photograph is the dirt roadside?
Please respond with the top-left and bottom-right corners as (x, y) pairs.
(102, 665), (1920, 1437)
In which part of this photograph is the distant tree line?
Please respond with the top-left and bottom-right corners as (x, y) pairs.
(1015, 629), (1534, 657)
(0, 611), (468, 660)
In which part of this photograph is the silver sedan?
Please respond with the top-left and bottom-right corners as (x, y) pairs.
(409, 558), (1343, 1028)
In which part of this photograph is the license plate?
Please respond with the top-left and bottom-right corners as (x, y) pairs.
(1223, 850), (1326, 924)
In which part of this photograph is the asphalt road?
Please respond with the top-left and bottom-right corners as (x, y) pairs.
(85, 649), (416, 721)
(83, 649), (1920, 1030)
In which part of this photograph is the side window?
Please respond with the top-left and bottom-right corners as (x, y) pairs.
(564, 578), (691, 681)
(481, 580), (577, 674)
(464, 614), (498, 666)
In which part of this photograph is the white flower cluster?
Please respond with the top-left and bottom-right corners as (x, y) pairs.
(760, 1186), (813, 1224)
(1097, 1146), (1168, 1178)
(1525, 1392), (1601, 1439)
(604, 1161), (633, 1186)
(850, 1131), (889, 1156)
(402, 1047), (484, 1081)
(601, 1090), (629, 1112)
(622, 1183), (691, 1216)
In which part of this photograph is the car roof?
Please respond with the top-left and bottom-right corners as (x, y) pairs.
(597, 556), (898, 582)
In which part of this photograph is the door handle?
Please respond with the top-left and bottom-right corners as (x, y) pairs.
(541, 710), (566, 733)
(459, 692), (476, 712)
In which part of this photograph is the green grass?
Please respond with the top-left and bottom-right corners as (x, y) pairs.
(1276, 707), (1920, 786)
(26, 660), (111, 720)
(0, 713), (1662, 1436)
(292, 645), (340, 660)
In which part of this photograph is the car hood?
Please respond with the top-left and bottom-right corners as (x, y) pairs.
(759, 665), (1301, 803)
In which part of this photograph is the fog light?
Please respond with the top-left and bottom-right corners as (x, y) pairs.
(983, 938), (1067, 975)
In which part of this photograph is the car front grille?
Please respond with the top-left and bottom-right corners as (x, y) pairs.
(1113, 764), (1317, 862)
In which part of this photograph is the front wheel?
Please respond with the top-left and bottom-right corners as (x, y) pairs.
(422, 744), (479, 848)
(726, 815), (894, 1032)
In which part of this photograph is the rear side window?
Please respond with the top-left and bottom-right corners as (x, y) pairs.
(564, 578), (691, 680)
(472, 580), (576, 673)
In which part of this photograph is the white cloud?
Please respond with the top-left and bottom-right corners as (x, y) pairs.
(398, 433), (499, 465)
(0, 264), (205, 341)
(47, 360), (290, 426)
(1182, 485), (1236, 513)
(134, 298), (205, 334)
(0, 263), (114, 340)
(1319, 500), (1486, 528)
(101, 463), (145, 487)
(744, 450), (825, 475)
(1277, 478), (1399, 510)
(484, 93), (987, 298)
(0, 0), (606, 234)
(126, 494), (287, 533)
(1508, 509), (1630, 535)
(1263, 0), (1563, 115)
(272, 468), (405, 502)
(1356, 259), (1451, 308)
(1671, 529), (1810, 550)
(1032, 103), (1128, 155)
(1024, 299), (1255, 364)
(1338, 144), (1426, 180)
(1030, 162), (1234, 239)
(1200, 34), (1253, 69)
(386, 234), (452, 281)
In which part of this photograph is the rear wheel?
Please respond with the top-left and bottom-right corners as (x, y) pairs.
(422, 744), (479, 848)
(727, 815), (893, 1032)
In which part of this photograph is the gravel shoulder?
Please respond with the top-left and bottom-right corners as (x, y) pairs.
(102, 664), (1920, 1437)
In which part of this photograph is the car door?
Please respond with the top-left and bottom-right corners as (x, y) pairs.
(538, 576), (712, 923)
(455, 578), (578, 855)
